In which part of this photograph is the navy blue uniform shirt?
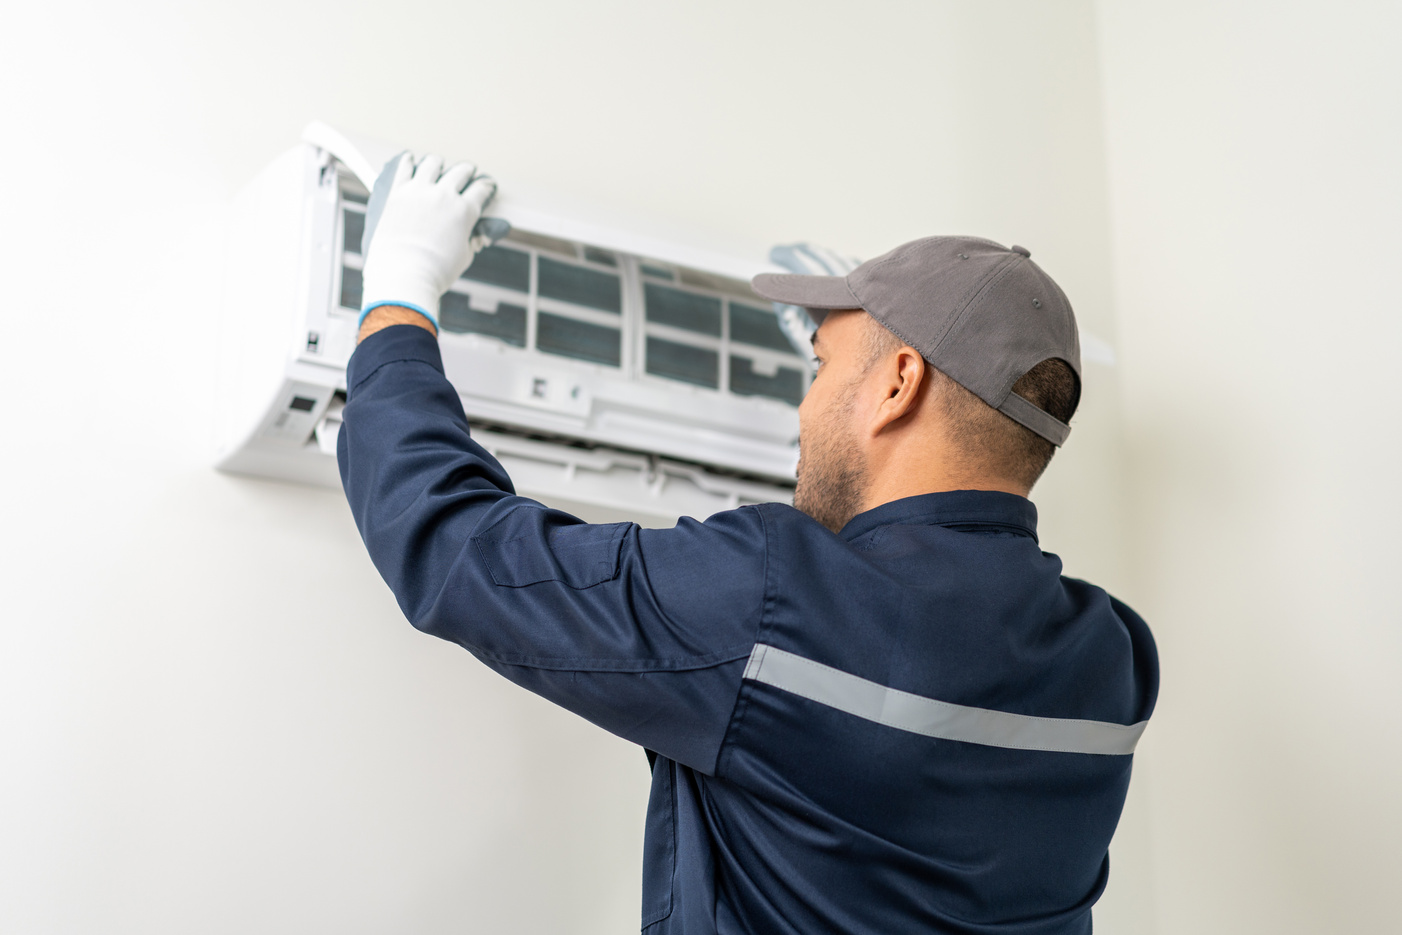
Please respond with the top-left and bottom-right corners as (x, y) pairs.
(338, 325), (1159, 934)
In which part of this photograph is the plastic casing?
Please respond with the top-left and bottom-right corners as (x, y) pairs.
(215, 123), (804, 524)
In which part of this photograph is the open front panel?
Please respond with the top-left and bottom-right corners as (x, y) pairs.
(218, 141), (800, 516)
(335, 171), (810, 411)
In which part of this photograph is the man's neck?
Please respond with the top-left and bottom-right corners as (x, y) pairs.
(860, 440), (1029, 511)
(861, 476), (1029, 514)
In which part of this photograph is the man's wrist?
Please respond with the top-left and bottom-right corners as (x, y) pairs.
(358, 305), (438, 344)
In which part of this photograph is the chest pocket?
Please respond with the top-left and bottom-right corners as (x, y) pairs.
(474, 517), (629, 589)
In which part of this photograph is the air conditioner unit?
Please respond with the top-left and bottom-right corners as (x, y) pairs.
(216, 122), (805, 524)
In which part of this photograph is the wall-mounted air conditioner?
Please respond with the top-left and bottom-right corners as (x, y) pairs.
(216, 123), (805, 524)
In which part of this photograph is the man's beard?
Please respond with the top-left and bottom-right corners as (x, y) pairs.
(793, 387), (869, 534)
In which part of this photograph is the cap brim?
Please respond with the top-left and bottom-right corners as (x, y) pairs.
(750, 273), (863, 310)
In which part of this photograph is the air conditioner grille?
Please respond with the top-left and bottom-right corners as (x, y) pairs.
(333, 173), (809, 408)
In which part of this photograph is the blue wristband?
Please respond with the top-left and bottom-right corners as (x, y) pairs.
(358, 300), (439, 330)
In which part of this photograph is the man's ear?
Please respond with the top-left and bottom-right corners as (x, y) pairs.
(868, 346), (926, 437)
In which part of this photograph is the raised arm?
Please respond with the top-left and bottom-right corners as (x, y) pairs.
(336, 154), (771, 773)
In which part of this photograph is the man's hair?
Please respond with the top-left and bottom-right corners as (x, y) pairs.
(863, 319), (1079, 490)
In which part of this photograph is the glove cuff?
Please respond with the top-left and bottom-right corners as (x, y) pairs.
(358, 299), (439, 330)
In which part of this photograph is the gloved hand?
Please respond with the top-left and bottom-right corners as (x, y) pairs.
(359, 153), (502, 330)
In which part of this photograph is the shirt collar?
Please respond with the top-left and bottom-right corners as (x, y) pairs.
(838, 489), (1039, 543)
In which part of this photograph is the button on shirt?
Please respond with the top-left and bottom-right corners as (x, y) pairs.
(338, 325), (1159, 935)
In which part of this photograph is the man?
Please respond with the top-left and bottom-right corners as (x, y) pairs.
(339, 154), (1158, 934)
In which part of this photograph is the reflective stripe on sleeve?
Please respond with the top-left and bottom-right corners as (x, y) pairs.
(742, 643), (1147, 756)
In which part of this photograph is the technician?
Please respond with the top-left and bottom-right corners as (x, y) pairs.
(338, 153), (1159, 934)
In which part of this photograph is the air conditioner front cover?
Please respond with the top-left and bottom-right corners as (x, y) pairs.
(216, 123), (805, 523)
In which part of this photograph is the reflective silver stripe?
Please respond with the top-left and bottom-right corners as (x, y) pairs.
(743, 644), (1147, 756)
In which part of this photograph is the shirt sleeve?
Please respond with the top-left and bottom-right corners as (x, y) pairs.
(336, 325), (770, 774)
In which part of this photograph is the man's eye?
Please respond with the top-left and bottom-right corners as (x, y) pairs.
(811, 357), (823, 370)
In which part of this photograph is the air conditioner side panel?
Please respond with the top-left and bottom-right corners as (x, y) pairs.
(215, 144), (329, 473)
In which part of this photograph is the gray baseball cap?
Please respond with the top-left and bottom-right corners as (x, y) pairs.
(751, 236), (1081, 446)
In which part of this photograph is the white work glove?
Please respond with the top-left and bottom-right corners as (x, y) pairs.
(359, 153), (500, 329)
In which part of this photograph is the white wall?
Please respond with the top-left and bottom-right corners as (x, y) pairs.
(1096, 1), (1402, 932)
(0, 2), (1139, 932)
